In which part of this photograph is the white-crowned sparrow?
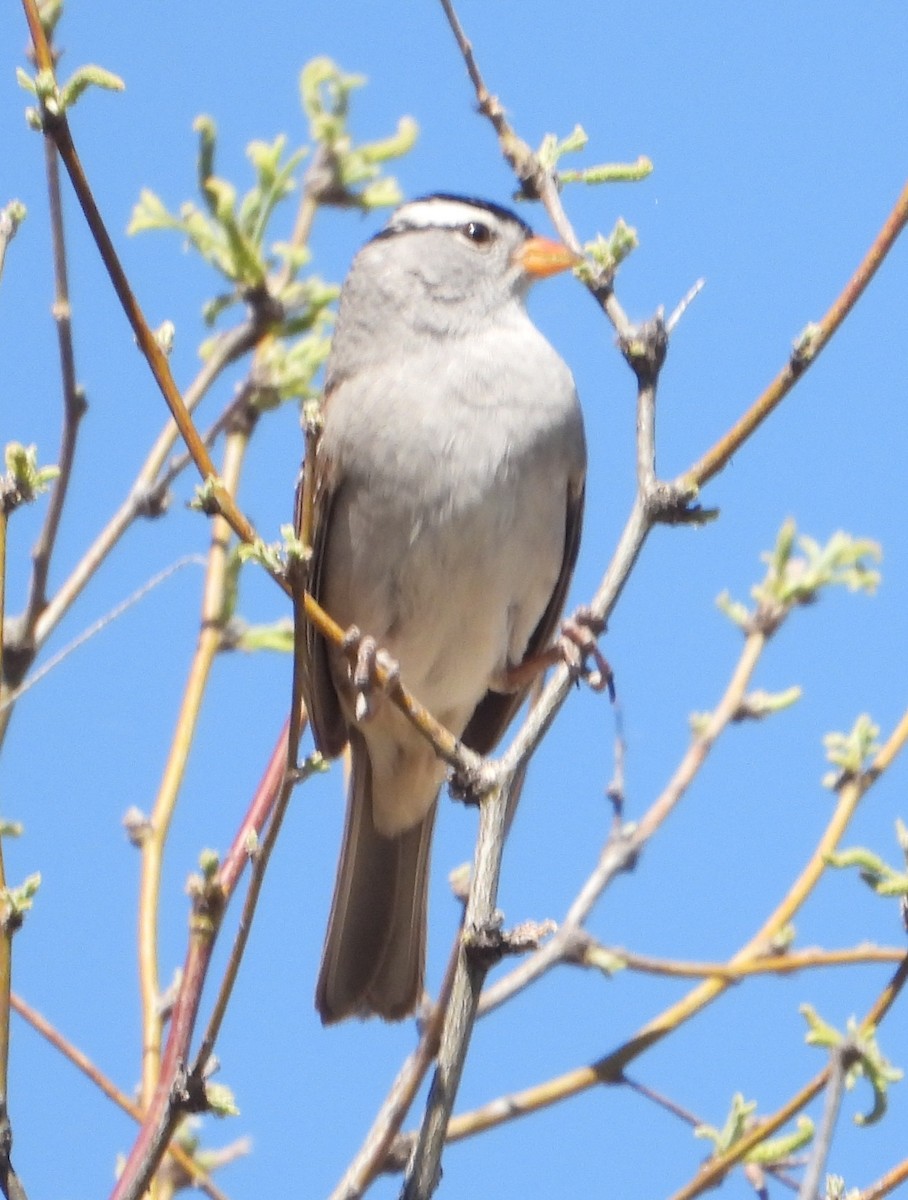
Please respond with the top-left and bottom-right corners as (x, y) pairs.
(302, 194), (585, 1023)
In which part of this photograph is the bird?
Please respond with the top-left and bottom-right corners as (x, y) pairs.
(301, 193), (586, 1024)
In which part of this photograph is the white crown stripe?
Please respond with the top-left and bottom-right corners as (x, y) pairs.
(383, 194), (532, 239)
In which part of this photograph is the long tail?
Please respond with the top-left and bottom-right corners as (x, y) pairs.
(315, 729), (436, 1023)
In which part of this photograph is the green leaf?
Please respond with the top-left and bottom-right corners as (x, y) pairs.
(194, 115), (219, 215)
(801, 1008), (903, 1126)
(826, 821), (908, 897)
(58, 64), (125, 112)
(576, 219), (638, 283)
(1, 872), (42, 932)
(233, 619), (294, 655)
(2, 442), (59, 512)
(204, 1082), (240, 1118)
(694, 1093), (757, 1154)
(821, 715), (880, 788)
(745, 1115), (814, 1165)
(15, 67), (37, 96)
(560, 155), (654, 185)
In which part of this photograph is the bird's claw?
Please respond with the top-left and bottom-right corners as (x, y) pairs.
(560, 607), (614, 698)
(341, 626), (401, 722)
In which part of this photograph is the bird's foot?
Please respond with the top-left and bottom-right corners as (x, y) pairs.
(560, 606), (614, 697)
(340, 626), (401, 722)
(497, 607), (613, 697)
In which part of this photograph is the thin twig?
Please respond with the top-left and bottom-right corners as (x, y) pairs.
(9, 993), (230, 1200)
(402, 777), (512, 1199)
(20, 126), (87, 642)
(137, 429), (248, 1110)
(328, 931), (462, 1199)
(668, 953), (908, 1200)
(479, 627), (770, 1014)
(111, 722), (292, 1200)
(0, 556), (205, 714)
(797, 1042), (852, 1200)
(682, 178), (908, 489)
(858, 1156), (908, 1200)
(192, 739), (317, 1069)
(432, 717), (908, 1173)
(603, 944), (907, 982)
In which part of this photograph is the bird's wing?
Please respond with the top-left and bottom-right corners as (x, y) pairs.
(460, 471), (585, 756)
(295, 388), (349, 760)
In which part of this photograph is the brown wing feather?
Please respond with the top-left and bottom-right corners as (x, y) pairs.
(461, 475), (585, 756)
(296, 402), (348, 760)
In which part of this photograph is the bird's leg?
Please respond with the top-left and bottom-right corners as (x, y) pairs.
(501, 607), (614, 697)
(340, 626), (402, 722)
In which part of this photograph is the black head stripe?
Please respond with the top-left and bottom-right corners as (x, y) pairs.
(373, 193), (533, 242)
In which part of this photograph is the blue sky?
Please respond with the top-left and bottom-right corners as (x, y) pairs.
(2, 3), (908, 1197)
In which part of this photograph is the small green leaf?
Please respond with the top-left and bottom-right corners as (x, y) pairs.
(194, 115), (218, 214)
(745, 1115), (814, 1165)
(204, 1081), (240, 1118)
(735, 686), (802, 720)
(822, 715), (880, 788)
(801, 1008), (903, 1126)
(559, 156), (654, 185)
(358, 116), (419, 164)
(15, 67), (36, 95)
(58, 64), (125, 112)
(236, 537), (286, 576)
(198, 849), (220, 879)
(2, 442), (59, 513)
(1, 872), (42, 933)
(826, 821), (908, 897)
(233, 619), (294, 655)
(694, 1093), (757, 1154)
(582, 945), (626, 976)
(189, 476), (222, 515)
(577, 219), (638, 283)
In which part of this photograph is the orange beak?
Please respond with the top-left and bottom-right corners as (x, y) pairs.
(514, 235), (581, 279)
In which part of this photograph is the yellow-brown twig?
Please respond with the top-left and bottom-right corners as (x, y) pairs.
(667, 953), (908, 1200)
(413, 705), (908, 1154)
(137, 426), (247, 1109)
(859, 1155), (908, 1200)
(683, 178), (908, 489)
(611, 943), (907, 981)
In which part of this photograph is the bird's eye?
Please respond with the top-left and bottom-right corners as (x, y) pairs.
(462, 220), (493, 246)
